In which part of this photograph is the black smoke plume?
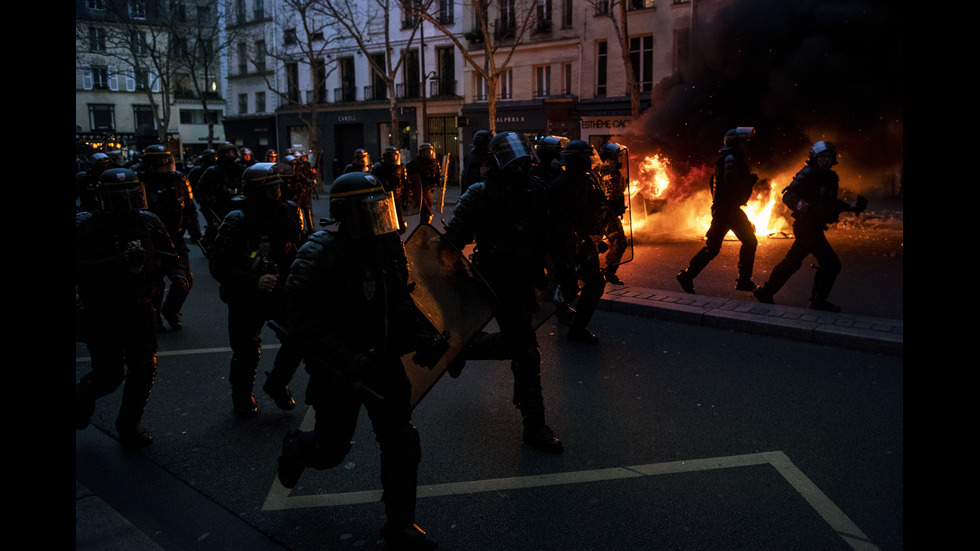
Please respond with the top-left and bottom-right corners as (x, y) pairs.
(621, 0), (903, 197)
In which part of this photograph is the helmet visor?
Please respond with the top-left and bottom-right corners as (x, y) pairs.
(101, 185), (148, 213)
(336, 188), (401, 238)
(491, 133), (535, 169)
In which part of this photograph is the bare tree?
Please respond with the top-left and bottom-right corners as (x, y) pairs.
(255, 0), (340, 165)
(313, 0), (425, 149)
(405, 0), (538, 133)
(168, 1), (240, 149)
(589, 0), (641, 119)
(76, 0), (188, 148)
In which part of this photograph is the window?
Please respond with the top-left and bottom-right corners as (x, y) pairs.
(255, 91), (265, 113)
(339, 57), (356, 102)
(498, 0), (515, 38)
(238, 93), (248, 114)
(89, 104), (115, 131)
(254, 0), (265, 18)
(130, 0), (146, 20)
(286, 62), (300, 102)
(596, 40), (607, 96)
(475, 74), (489, 102)
(595, 0), (610, 16)
(132, 31), (148, 56)
(237, 43), (247, 75)
(284, 28), (297, 46)
(133, 105), (154, 132)
(92, 66), (109, 90)
(236, 0), (246, 24)
(562, 0), (573, 28)
(535, 0), (552, 32)
(255, 40), (266, 72)
(562, 62), (573, 95)
(436, 46), (455, 96)
(89, 27), (106, 52)
(673, 28), (690, 75)
(438, 0), (454, 24)
(630, 35), (653, 92)
(87, 0), (105, 10)
(403, 49), (420, 98)
(315, 59), (327, 103)
(370, 53), (386, 100)
(134, 68), (149, 90)
(499, 69), (513, 100)
(628, 0), (655, 9)
(534, 65), (551, 98)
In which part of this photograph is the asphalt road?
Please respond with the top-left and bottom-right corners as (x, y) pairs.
(76, 193), (903, 551)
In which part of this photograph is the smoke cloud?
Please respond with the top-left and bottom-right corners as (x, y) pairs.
(620, 0), (903, 197)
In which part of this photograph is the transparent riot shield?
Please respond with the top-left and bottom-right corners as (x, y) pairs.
(402, 172), (423, 217)
(401, 223), (497, 408)
(598, 145), (634, 272)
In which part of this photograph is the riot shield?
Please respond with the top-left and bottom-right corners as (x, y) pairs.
(402, 172), (423, 217)
(435, 154), (450, 213)
(401, 223), (497, 408)
(598, 145), (634, 271)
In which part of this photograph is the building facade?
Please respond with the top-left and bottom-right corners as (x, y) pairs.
(75, 0), (226, 166)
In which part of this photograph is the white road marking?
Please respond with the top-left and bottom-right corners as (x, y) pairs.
(262, 444), (878, 550)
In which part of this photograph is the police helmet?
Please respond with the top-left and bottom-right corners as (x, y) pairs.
(97, 168), (147, 213)
(141, 144), (174, 170)
(382, 146), (401, 165)
(536, 136), (569, 166)
(473, 130), (495, 150)
(419, 143), (436, 161)
(241, 162), (289, 198)
(266, 149), (278, 161)
(723, 127), (755, 148)
(809, 141), (838, 166)
(329, 172), (401, 238)
(489, 132), (536, 171)
(562, 140), (600, 173)
(90, 152), (113, 173)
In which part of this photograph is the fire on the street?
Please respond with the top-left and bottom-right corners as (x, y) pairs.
(623, 154), (792, 241)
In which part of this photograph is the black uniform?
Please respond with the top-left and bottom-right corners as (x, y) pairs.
(405, 153), (441, 224)
(677, 137), (759, 293)
(197, 156), (244, 251)
(208, 194), (304, 417)
(754, 143), (865, 311)
(547, 142), (610, 344)
(76, 206), (177, 447)
(276, 170), (441, 550)
(140, 169), (195, 330)
(371, 159), (408, 231)
(443, 132), (563, 453)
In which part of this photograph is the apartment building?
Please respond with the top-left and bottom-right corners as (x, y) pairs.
(220, 1), (696, 182)
(75, 0), (226, 164)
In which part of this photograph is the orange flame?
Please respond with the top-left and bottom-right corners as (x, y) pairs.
(624, 154), (790, 239)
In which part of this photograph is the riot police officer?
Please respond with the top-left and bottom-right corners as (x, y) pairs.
(240, 147), (256, 167)
(550, 140), (610, 344)
(343, 148), (371, 174)
(753, 141), (866, 311)
(197, 143), (244, 253)
(371, 146), (409, 232)
(677, 127), (759, 294)
(443, 131), (564, 453)
(138, 145), (195, 330)
(76, 152), (113, 212)
(276, 172), (441, 551)
(76, 168), (178, 447)
(597, 142), (631, 285)
(405, 143), (442, 224)
(208, 162), (305, 418)
(460, 129), (494, 194)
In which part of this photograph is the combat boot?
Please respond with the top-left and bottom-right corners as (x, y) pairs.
(523, 423), (564, 454)
(263, 371), (296, 410)
(232, 391), (259, 418)
(809, 299), (841, 312)
(379, 523), (438, 551)
(676, 270), (696, 294)
(117, 422), (153, 448)
(277, 430), (307, 488)
(753, 285), (774, 304)
(735, 277), (756, 291)
(567, 326), (599, 344)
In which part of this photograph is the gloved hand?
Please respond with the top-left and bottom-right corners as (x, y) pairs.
(412, 330), (450, 370)
(794, 199), (810, 214)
